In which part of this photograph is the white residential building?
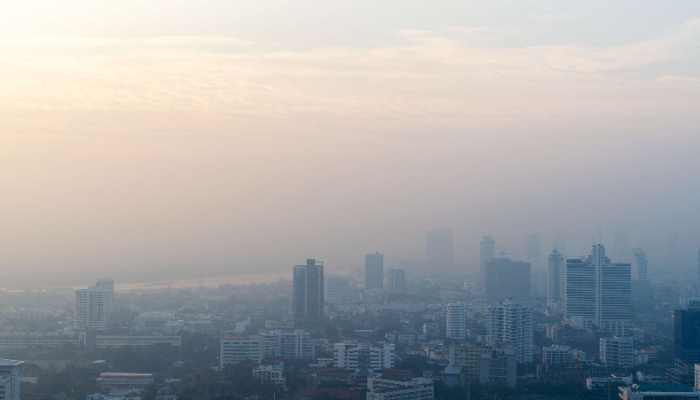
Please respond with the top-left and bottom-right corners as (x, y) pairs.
(600, 336), (633, 369)
(333, 343), (359, 369)
(366, 378), (434, 400)
(0, 359), (23, 400)
(262, 330), (314, 359)
(74, 286), (110, 331)
(487, 301), (533, 363)
(220, 336), (263, 368)
(446, 303), (466, 340)
(370, 343), (395, 370)
(564, 244), (631, 336)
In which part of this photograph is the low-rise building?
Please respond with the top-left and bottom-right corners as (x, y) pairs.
(97, 373), (153, 392)
(95, 335), (181, 348)
(366, 377), (434, 400)
(619, 385), (700, 400)
(253, 360), (285, 386)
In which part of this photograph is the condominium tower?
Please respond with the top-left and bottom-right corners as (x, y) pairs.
(74, 286), (110, 331)
(487, 300), (533, 363)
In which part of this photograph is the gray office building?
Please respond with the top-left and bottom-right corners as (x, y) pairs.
(293, 259), (324, 329)
(483, 259), (531, 302)
(365, 253), (384, 290)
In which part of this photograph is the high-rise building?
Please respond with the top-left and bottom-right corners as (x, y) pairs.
(293, 259), (324, 329)
(387, 268), (406, 295)
(564, 244), (631, 336)
(427, 228), (453, 270)
(365, 253), (384, 290)
(262, 330), (314, 359)
(631, 249), (648, 281)
(74, 286), (110, 331)
(220, 335), (263, 368)
(548, 249), (565, 306)
(697, 247), (700, 296)
(487, 300), (533, 363)
(446, 303), (466, 339)
(674, 308), (700, 362)
(325, 276), (352, 304)
(370, 343), (395, 370)
(95, 277), (115, 306)
(612, 232), (630, 265)
(333, 343), (359, 369)
(483, 259), (531, 302)
(527, 234), (541, 271)
(0, 359), (24, 400)
(480, 236), (496, 278)
(600, 336), (633, 369)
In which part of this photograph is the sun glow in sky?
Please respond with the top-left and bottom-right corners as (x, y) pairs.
(1, 1), (699, 287)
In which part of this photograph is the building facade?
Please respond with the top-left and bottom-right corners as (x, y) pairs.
(487, 301), (533, 363)
(631, 249), (648, 281)
(370, 343), (395, 370)
(74, 286), (111, 331)
(387, 269), (405, 295)
(480, 236), (496, 280)
(564, 244), (631, 336)
(293, 259), (324, 328)
(446, 303), (466, 340)
(483, 258), (531, 302)
(326, 276), (353, 304)
(366, 378), (434, 400)
(220, 336), (263, 368)
(262, 330), (314, 359)
(600, 336), (633, 369)
(548, 249), (565, 307)
(365, 253), (384, 290)
(0, 360), (23, 400)
(333, 343), (359, 369)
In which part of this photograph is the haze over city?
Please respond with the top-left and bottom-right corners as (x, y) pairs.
(1, 1), (699, 288)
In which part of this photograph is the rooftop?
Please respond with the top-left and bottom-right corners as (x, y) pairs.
(0, 359), (24, 367)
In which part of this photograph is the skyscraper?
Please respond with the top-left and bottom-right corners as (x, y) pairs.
(563, 244), (631, 336)
(74, 286), (110, 331)
(426, 228), (453, 270)
(365, 253), (384, 289)
(548, 249), (565, 306)
(674, 308), (700, 362)
(446, 302), (466, 339)
(293, 259), (324, 329)
(483, 258), (531, 302)
(480, 236), (496, 278)
(387, 268), (405, 295)
(631, 249), (648, 281)
(527, 234), (541, 271)
(487, 300), (533, 363)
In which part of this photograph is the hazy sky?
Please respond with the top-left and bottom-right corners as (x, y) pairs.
(1, 1), (699, 287)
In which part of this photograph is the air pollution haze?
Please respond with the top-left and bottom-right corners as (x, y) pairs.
(1, 0), (700, 288)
